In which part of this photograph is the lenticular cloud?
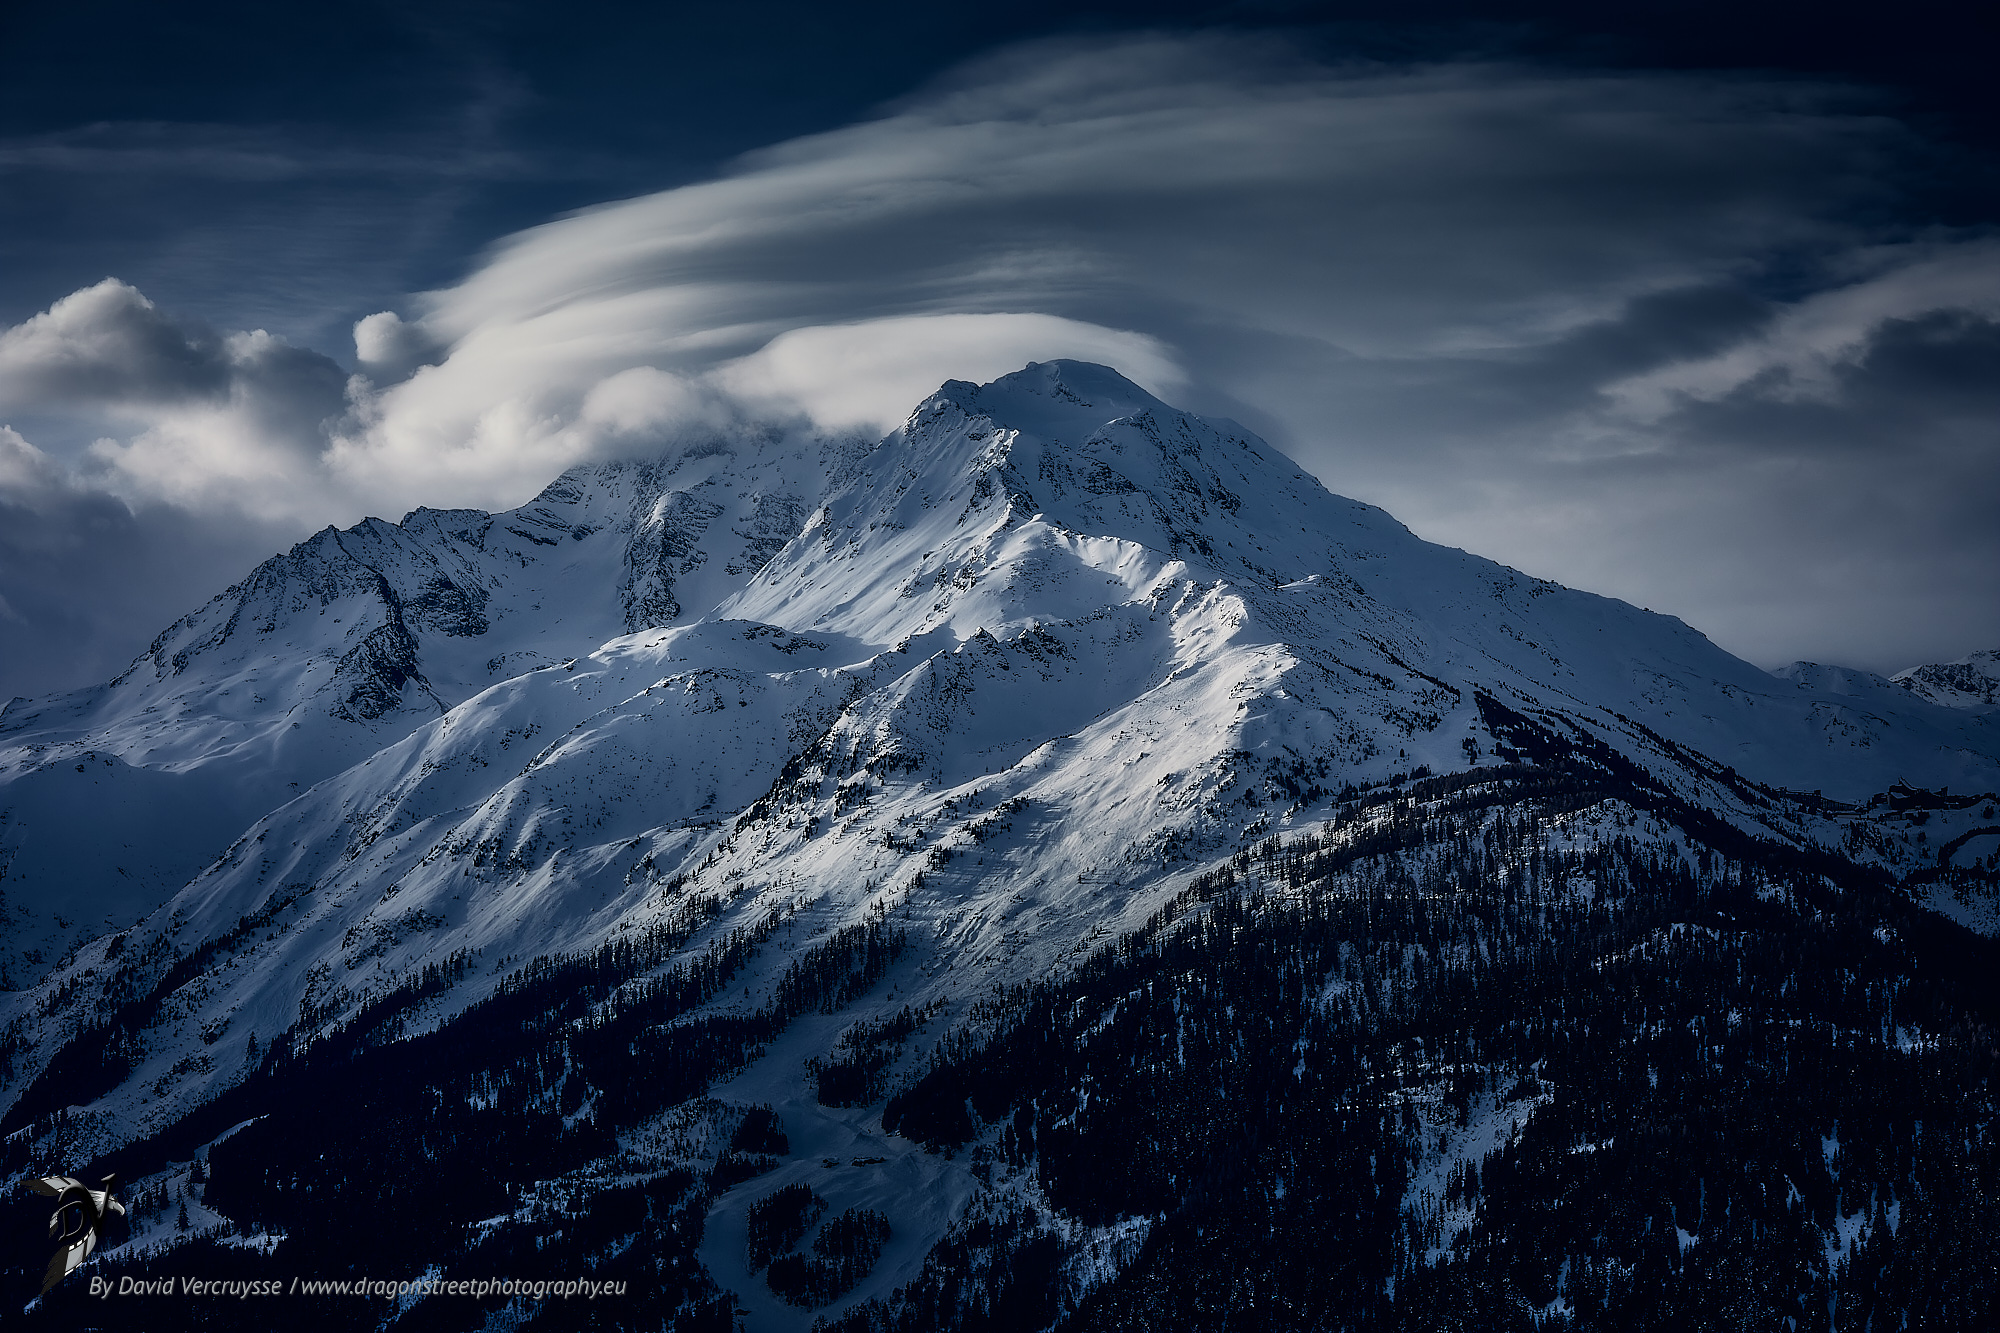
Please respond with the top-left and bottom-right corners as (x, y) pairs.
(0, 37), (1947, 523)
(2, 32), (1997, 677)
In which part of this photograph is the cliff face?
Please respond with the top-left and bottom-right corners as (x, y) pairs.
(1894, 648), (2000, 710)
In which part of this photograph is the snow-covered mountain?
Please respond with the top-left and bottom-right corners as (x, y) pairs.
(1892, 648), (2000, 711)
(4, 365), (1992, 996)
(4, 362), (1996, 1328)
(0, 428), (859, 987)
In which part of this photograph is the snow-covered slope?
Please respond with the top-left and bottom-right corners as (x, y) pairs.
(5, 360), (1998, 1192)
(1892, 647), (2000, 711)
(0, 429), (860, 987)
(6, 361), (1999, 1328)
(3, 360), (1991, 1330)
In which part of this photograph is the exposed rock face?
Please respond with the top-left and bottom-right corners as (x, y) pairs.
(1895, 648), (2000, 710)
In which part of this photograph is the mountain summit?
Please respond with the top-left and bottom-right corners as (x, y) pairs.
(3, 362), (1996, 1327)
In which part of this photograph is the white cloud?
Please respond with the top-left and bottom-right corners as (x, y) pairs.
(0, 279), (228, 408)
(0, 280), (348, 520)
(0, 424), (63, 493)
(714, 313), (1181, 434)
(2, 32), (1996, 681)
(8, 40), (1907, 525)
(352, 309), (441, 378)
(409, 38), (1877, 362)
(299, 36), (1900, 526)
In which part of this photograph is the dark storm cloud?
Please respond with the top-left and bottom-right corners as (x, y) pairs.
(1810, 309), (2000, 420)
(0, 284), (343, 698)
(0, 429), (293, 702)
(1599, 307), (2000, 670)
(1659, 309), (2000, 461)
(1263, 259), (2000, 671)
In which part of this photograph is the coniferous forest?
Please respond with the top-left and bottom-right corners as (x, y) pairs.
(6, 707), (1997, 1331)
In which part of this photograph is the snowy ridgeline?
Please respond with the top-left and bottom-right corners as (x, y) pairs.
(1, 361), (1995, 1329)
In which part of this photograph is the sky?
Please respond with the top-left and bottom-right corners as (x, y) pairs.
(1, 0), (1996, 702)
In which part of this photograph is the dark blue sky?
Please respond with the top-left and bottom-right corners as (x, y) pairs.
(1, 1), (1997, 699)
(5, 0), (1992, 349)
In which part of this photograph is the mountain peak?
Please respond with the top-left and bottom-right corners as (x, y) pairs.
(4, 363), (1997, 1328)
(921, 359), (1171, 435)
(1893, 647), (2000, 710)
